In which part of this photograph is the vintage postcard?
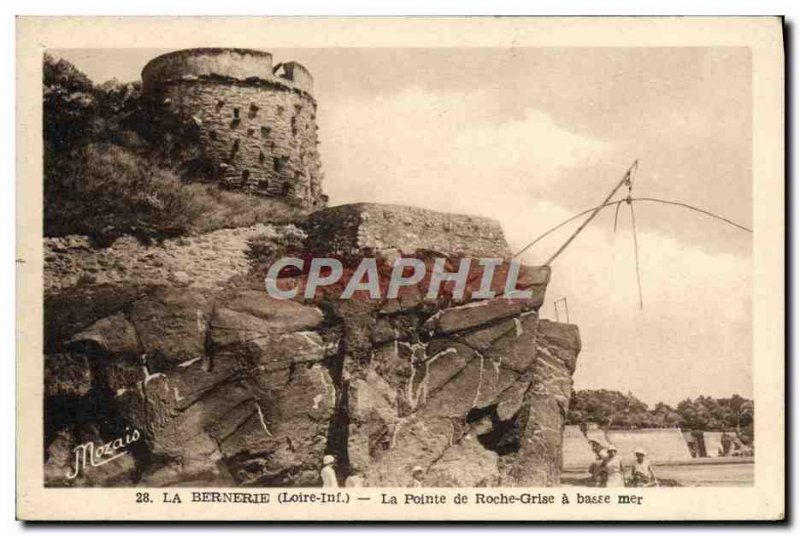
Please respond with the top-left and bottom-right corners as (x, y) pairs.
(16, 17), (784, 521)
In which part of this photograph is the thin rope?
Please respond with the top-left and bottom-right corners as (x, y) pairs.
(631, 198), (752, 233)
(613, 200), (623, 233)
(628, 200), (644, 309)
(514, 205), (608, 258)
(514, 196), (751, 262)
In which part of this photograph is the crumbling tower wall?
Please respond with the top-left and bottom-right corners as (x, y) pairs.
(142, 48), (326, 208)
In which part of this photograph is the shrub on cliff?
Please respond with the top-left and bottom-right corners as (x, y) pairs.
(45, 143), (203, 242)
(184, 184), (307, 233)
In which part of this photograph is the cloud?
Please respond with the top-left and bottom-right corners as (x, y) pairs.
(319, 86), (609, 218)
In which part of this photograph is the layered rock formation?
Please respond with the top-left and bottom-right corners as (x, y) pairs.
(43, 204), (581, 487)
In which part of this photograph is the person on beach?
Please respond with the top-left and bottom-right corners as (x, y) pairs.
(411, 466), (425, 488)
(589, 445), (607, 487)
(320, 454), (338, 488)
(630, 448), (658, 487)
(602, 445), (625, 487)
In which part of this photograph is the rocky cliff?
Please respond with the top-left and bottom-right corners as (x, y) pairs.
(43, 204), (581, 487)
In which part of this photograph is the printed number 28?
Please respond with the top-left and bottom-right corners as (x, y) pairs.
(135, 492), (152, 504)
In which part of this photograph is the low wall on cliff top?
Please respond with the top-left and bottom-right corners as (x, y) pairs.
(43, 224), (301, 292)
(304, 203), (512, 259)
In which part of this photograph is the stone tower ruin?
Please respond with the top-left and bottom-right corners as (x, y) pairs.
(142, 48), (326, 208)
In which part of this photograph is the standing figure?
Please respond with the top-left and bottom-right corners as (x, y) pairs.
(630, 448), (657, 487)
(588, 445), (607, 487)
(411, 466), (425, 488)
(602, 445), (625, 487)
(320, 454), (338, 488)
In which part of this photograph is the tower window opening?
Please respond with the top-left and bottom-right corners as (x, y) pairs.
(242, 170), (250, 181)
(258, 179), (270, 189)
(259, 150), (265, 164)
(216, 100), (225, 111)
(233, 107), (240, 119)
(274, 156), (288, 173)
(229, 139), (240, 160)
(249, 103), (259, 118)
(261, 126), (271, 137)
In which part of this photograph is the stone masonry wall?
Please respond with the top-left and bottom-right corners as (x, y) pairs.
(304, 203), (512, 260)
(44, 224), (303, 292)
(157, 81), (323, 205)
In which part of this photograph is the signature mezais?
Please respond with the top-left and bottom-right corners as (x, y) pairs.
(65, 427), (141, 480)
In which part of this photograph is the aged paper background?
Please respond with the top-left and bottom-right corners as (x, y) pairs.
(16, 16), (784, 521)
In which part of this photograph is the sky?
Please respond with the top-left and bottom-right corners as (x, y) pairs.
(50, 47), (753, 405)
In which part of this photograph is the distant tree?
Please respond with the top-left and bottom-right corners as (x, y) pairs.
(568, 389), (753, 436)
(567, 389), (651, 428)
(650, 401), (682, 428)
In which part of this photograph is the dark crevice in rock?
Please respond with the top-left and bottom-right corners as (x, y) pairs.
(324, 375), (351, 480)
(316, 300), (351, 481)
(469, 402), (528, 457)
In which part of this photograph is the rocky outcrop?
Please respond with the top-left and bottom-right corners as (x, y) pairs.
(43, 204), (581, 488)
(45, 286), (337, 487)
(338, 297), (580, 487)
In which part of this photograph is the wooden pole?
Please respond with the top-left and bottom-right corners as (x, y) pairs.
(544, 160), (638, 266)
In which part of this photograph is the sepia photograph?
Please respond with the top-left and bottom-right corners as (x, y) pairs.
(15, 16), (785, 521)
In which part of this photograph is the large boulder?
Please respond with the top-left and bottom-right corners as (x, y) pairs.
(68, 312), (141, 355)
(500, 320), (581, 486)
(337, 296), (580, 487)
(128, 287), (215, 365)
(347, 370), (400, 473)
(363, 416), (454, 487)
(43, 285), (338, 487)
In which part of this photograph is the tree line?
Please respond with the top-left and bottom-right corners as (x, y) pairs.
(566, 389), (753, 442)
